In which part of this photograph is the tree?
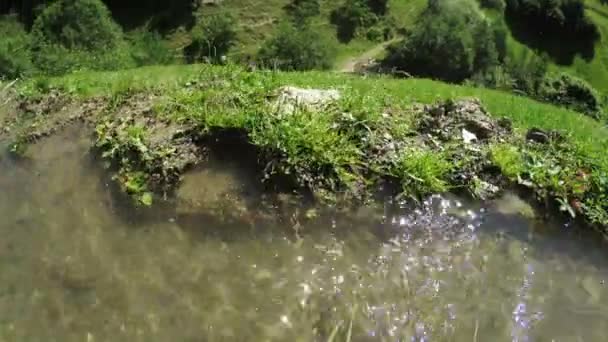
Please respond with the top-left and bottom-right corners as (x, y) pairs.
(187, 14), (237, 62)
(31, 0), (124, 50)
(330, 0), (379, 42)
(285, 0), (320, 26)
(504, 0), (599, 63)
(258, 23), (336, 71)
(0, 15), (33, 79)
(30, 0), (133, 75)
(384, 0), (500, 82)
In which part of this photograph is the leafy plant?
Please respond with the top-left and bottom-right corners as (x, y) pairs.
(258, 23), (336, 71)
(187, 14), (237, 63)
(285, 0), (321, 26)
(0, 15), (34, 80)
(127, 28), (178, 66)
(330, 0), (380, 42)
(490, 144), (524, 179)
(394, 149), (452, 196)
(384, 0), (500, 82)
(30, 0), (133, 75)
(537, 73), (603, 119)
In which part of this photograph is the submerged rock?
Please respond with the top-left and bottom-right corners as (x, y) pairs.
(272, 86), (341, 115)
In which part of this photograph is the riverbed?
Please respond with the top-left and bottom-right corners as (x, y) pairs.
(0, 127), (607, 341)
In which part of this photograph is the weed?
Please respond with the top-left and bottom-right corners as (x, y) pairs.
(490, 143), (524, 179)
(393, 148), (452, 197)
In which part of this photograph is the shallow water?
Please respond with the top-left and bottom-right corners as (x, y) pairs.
(1, 128), (608, 341)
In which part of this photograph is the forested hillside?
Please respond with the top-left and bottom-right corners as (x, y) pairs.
(2, 0), (608, 116)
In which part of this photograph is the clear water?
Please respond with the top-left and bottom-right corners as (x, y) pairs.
(0, 127), (607, 341)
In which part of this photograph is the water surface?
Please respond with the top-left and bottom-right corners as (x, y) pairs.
(0, 128), (607, 341)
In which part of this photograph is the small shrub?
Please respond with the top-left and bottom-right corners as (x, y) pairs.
(367, 0), (390, 15)
(538, 73), (603, 118)
(0, 15), (34, 79)
(127, 28), (178, 66)
(33, 43), (135, 76)
(258, 23), (336, 71)
(285, 0), (321, 26)
(31, 0), (124, 51)
(187, 14), (237, 63)
(505, 52), (549, 95)
(330, 0), (379, 42)
(394, 149), (452, 196)
(490, 144), (524, 179)
(30, 0), (133, 75)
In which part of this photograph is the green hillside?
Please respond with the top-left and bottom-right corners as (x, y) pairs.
(195, 0), (426, 66)
(193, 0), (608, 94)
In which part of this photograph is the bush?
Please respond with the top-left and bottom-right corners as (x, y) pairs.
(187, 14), (237, 63)
(479, 0), (505, 10)
(330, 0), (380, 42)
(538, 73), (603, 118)
(505, 0), (598, 40)
(30, 0), (133, 75)
(31, 0), (124, 51)
(0, 15), (34, 79)
(506, 52), (549, 94)
(285, 0), (321, 26)
(385, 0), (500, 82)
(258, 23), (336, 71)
(127, 28), (178, 66)
(33, 44), (135, 76)
(367, 0), (389, 15)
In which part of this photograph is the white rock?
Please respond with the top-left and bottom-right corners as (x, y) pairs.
(462, 128), (478, 144)
(273, 86), (341, 115)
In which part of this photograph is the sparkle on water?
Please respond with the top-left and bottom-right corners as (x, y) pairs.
(0, 127), (607, 341)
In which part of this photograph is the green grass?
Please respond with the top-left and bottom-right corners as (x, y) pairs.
(394, 148), (453, 195)
(24, 64), (608, 160)
(17, 64), (608, 225)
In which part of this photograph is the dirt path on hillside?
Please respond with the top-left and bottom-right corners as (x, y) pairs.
(339, 39), (398, 73)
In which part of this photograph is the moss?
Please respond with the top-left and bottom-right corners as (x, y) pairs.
(490, 144), (524, 179)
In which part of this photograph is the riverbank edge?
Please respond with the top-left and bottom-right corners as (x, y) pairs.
(1, 65), (607, 235)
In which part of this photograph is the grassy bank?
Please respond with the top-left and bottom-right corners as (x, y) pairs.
(7, 64), (608, 233)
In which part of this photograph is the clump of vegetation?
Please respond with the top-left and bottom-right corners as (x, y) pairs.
(479, 0), (506, 10)
(0, 15), (34, 79)
(384, 0), (503, 82)
(330, 0), (389, 42)
(506, 0), (598, 39)
(127, 28), (178, 66)
(30, 0), (134, 75)
(258, 23), (336, 71)
(285, 0), (321, 26)
(187, 13), (237, 63)
(393, 149), (452, 196)
(491, 144), (525, 179)
(537, 73), (603, 119)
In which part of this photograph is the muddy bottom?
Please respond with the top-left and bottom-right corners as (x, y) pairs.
(0, 128), (607, 341)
